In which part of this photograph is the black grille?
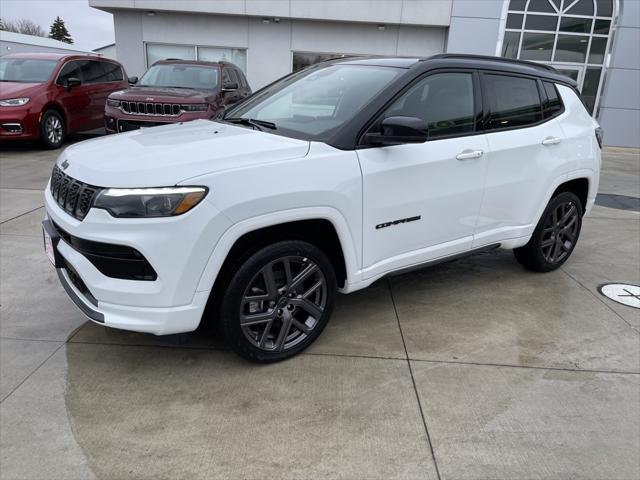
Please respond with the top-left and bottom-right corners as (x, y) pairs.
(120, 101), (181, 116)
(50, 165), (100, 221)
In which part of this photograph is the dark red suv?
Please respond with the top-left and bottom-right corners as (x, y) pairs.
(104, 60), (251, 134)
(0, 53), (128, 148)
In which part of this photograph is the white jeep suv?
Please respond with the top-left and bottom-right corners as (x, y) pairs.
(43, 54), (602, 362)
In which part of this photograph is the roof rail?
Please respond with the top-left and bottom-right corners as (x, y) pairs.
(427, 54), (558, 72)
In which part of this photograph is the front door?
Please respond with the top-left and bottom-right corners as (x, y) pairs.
(357, 71), (488, 279)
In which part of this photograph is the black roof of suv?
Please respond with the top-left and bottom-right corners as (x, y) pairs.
(338, 53), (577, 88)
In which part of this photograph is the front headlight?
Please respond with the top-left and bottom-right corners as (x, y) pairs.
(93, 187), (208, 218)
(181, 103), (208, 112)
(0, 97), (30, 107)
(106, 98), (121, 108)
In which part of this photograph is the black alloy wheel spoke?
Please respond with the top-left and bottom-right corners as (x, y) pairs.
(240, 255), (327, 352)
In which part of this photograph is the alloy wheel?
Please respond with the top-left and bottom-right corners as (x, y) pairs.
(45, 116), (63, 145)
(540, 200), (579, 263)
(240, 256), (327, 352)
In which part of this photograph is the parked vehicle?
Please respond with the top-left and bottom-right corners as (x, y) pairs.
(0, 53), (128, 148)
(43, 54), (602, 362)
(104, 59), (251, 134)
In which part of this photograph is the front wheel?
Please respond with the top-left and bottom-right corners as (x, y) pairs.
(40, 110), (65, 149)
(514, 191), (583, 272)
(220, 241), (337, 363)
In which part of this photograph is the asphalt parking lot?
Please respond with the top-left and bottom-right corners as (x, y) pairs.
(0, 138), (639, 480)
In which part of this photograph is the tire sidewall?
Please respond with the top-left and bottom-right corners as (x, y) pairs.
(40, 110), (65, 149)
(221, 240), (337, 362)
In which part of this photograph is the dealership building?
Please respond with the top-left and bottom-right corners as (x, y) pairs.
(90, 0), (639, 147)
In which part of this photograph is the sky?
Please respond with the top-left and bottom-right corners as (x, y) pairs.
(0, 0), (115, 50)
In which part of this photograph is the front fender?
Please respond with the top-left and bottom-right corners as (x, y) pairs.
(195, 206), (362, 293)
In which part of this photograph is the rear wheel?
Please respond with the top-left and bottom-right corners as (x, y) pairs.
(220, 241), (337, 363)
(40, 110), (65, 149)
(514, 191), (583, 272)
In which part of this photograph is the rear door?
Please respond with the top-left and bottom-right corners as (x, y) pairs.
(474, 72), (570, 247)
(357, 71), (489, 277)
(79, 60), (111, 128)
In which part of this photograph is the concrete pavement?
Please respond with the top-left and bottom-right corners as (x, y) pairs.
(1, 140), (638, 479)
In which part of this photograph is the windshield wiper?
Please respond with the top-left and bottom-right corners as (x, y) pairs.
(224, 117), (277, 131)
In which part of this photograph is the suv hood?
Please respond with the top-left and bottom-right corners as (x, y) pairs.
(58, 120), (310, 188)
(110, 87), (214, 102)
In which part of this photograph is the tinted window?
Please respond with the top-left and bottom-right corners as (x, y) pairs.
(81, 60), (107, 84)
(484, 74), (542, 129)
(57, 60), (83, 85)
(222, 69), (233, 86)
(543, 82), (563, 118)
(102, 61), (123, 81)
(385, 73), (475, 139)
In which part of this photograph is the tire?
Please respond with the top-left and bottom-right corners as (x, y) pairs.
(220, 240), (337, 363)
(514, 191), (583, 272)
(40, 110), (65, 149)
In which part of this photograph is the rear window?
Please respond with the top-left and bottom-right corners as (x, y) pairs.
(483, 74), (543, 130)
(542, 81), (563, 118)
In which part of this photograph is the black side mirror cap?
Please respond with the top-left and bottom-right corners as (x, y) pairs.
(364, 116), (428, 146)
(128, 76), (138, 85)
(65, 77), (81, 91)
(222, 82), (239, 92)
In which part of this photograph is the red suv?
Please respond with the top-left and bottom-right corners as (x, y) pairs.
(104, 60), (251, 134)
(0, 53), (128, 149)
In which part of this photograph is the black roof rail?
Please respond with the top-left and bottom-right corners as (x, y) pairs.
(427, 54), (558, 72)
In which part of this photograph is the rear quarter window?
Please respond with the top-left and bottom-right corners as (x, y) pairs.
(483, 73), (543, 130)
(542, 81), (564, 118)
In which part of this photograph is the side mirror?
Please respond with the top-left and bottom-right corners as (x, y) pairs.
(65, 77), (81, 91)
(222, 82), (239, 92)
(364, 116), (428, 146)
(128, 76), (138, 85)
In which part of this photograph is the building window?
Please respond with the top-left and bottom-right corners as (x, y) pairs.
(501, 0), (616, 115)
(292, 52), (364, 72)
(145, 43), (247, 72)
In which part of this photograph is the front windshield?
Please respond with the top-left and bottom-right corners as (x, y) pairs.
(138, 64), (219, 90)
(226, 64), (401, 141)
(0, 58), (58, 83)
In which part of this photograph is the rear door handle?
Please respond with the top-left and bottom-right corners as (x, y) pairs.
(456, 149), (483, 160)
(542, 136), (562, 146)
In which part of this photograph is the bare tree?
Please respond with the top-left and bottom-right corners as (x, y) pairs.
(0, 17), (46, 37)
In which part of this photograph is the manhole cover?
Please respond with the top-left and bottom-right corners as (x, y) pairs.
(598, 283), (640, 309)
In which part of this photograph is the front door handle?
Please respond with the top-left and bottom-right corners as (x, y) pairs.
(456, 149), (483, 160)
(542, 136), (562, 146)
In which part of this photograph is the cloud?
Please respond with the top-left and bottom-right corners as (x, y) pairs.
(0, 0), (114, 50)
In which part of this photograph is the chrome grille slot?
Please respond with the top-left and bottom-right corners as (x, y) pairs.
(118, 101), (182, 116)
(49, 165), (102, 221)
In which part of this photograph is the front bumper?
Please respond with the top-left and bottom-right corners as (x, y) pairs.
(44, 185), (232, 335)
(0, 106), (39, 141)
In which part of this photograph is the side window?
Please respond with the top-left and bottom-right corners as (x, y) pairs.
(237, 70), (248, 88)
(56, 60), (83, 85)
(102, 61), (124, 82)
(542, 81), (563, 118)
(384, 72), (475, 139)
(483, 74), (543, 130)
(222, 69), (233, 87)
(81, 60), (107, 84)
